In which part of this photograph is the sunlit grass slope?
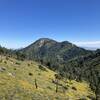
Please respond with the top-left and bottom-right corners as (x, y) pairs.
(0, 56), (95, 100)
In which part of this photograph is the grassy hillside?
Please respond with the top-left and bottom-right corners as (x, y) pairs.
(0, 56), (95, 100)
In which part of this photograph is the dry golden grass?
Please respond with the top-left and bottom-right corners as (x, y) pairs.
(0, 56), (95, 100)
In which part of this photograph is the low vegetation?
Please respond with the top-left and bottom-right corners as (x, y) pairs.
(0, 56), (95, 100)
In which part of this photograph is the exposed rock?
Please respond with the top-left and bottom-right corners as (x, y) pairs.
(8, 72), (15, 78)
(0, 67), (6, 72)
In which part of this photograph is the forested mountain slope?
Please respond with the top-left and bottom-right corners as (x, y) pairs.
(21, 38), (92, 70)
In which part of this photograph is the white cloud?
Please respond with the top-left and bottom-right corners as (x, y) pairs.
(73, 41), (100, 48)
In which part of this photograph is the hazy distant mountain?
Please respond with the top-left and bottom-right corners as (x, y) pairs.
(81, 46), (99, 50)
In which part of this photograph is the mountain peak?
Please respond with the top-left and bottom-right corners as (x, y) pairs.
(34, 38), (57, 47)
(36, 38), (57, 42)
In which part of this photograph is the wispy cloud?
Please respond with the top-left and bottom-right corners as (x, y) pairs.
(73, 41), (100, 48)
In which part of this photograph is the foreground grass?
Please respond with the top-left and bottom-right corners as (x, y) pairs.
(0, 56), (95, 100)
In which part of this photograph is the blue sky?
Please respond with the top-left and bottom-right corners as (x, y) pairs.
(0, 0), (100, 49)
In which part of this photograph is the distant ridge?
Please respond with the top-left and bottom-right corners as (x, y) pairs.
(81, 46), (99, 50)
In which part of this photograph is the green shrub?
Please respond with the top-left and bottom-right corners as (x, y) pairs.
(6, 57), (9, 60)
(15, 62), (20, 65)
(28, 64), (30, 66)
(4, 61), (7, 64)
(38, 73), (41, 75)
(0, 59), (2, 63)
(14, 68), (16, 70)
(29, 72), (33, 76)
(38, 65), (47, 71)
(54, 74), (62, 80)
(72, 87), (77, 91)
(47, 86), (52, 90)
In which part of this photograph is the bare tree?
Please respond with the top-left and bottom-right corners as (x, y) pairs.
(35, 78), (38, 89)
